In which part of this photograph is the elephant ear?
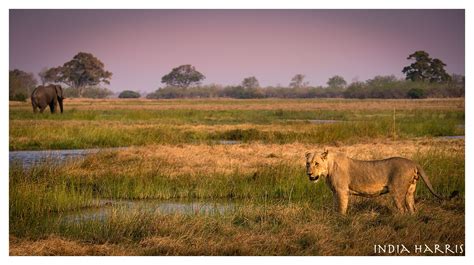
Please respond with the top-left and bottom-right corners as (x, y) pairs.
(55, 85), (63, 98)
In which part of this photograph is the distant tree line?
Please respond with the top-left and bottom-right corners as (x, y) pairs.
(146, 50), (464, 99)
(63, 86), (114, 99)
(9, 69), (37, 101)
(146, 75), (464, 99)
(9, 50), (465, 101)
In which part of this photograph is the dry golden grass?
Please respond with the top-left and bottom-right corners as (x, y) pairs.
(8, 120), (338, 132)
(10, 139), (464, 255)
(10, 98), (464, 111)
(9, 98), (465, 256)
(9, 235), (132, 256)
(10, 199), (464, 256)
(67, 138), (464, 177)
(10, 97), (465, 150)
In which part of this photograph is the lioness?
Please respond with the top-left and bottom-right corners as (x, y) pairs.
(305, 150), (443, 214)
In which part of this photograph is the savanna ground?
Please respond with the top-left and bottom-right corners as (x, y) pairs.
(9, 98), (465, 255)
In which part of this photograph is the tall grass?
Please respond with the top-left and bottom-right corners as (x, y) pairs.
(10, 109), (463, 150)
(10, 202), (465, 255)
(9, 161), (330, 203)
(413, 149), (465, 197)
(9, 99), (465, 255)
(10, 108), (351, 124)
(10, 161), (95, 238)
(10, 147), (464, 238)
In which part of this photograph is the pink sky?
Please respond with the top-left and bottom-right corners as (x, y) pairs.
(10, 10), (464, 92)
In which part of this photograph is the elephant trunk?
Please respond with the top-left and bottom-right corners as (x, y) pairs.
(58, 97), (64, 113)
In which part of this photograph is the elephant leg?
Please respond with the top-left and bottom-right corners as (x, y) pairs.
(49, 102), (56, 113)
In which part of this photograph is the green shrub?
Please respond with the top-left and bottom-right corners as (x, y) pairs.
(407, 88), (426, 99)
(119, 90), (141, 98)
(11, 93), (27, 102)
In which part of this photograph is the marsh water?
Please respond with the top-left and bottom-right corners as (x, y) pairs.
(9, 132), (463, 223)
(9, 148), (238, 222)
(9, 148), (103, 168)
(438, 135), (465, 140)
(61, 199), (236, 224)
(9, 142), (246, 169)
(308, 119), (340, 124)
(10, 129), (465, 169)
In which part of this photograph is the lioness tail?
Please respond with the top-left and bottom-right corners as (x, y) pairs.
(416, 166), (443, 200)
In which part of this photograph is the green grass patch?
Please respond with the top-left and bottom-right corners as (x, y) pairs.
(9, 108), (463, 150)
(10, 148), (464, 239)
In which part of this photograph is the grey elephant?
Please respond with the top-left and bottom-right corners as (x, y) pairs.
(31, 84), (65, 113)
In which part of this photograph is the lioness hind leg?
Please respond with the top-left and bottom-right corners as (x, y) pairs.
(405, 181), (417, 214)
(391, 192), (407, 214)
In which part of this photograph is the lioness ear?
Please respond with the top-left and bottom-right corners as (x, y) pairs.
(321, 149), (329, 160)
(305, 152), (312, 159)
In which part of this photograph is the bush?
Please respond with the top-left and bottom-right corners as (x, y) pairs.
(9, 69), (37, 100)
(63, 86), (113, 99)
(119, 90), (141, 98)
(222, 86), (264, 99)
(63, 87), (79, 98)
(147, 85), (223, 99)
(146, 87), (185, 99)
(11, 93), (27, 102)
(343, 82), (368, 99)
(83, 87), (114, 99)
(407, 88), (426, 99)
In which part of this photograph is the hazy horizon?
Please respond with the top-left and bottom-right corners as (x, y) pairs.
(10, 9), (465, 93)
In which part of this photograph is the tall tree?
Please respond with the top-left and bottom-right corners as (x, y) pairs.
(9, 69), (37, 101)
(44, 52), (112, 97)
(161, 64), (205, 88)
(402, 50), (451, 83)
(289, 74), (309, 89)
(43, 66), (62, 84)
(428, 58), (451, 83)
(327, 75), (347, 88)
(38, 67), (49, 85)
(241, 76), (260, 89)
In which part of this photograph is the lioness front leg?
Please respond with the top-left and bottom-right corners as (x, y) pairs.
(333, 190), (349, 215)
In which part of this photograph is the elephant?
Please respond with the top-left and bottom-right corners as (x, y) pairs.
(31, 84), (64, 113)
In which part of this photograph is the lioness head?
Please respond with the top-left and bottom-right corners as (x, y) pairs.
(305, 150), (329, 183)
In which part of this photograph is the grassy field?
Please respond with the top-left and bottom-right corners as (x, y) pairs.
(9, 98), (465, 255)
(9, 98), (464, 150)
